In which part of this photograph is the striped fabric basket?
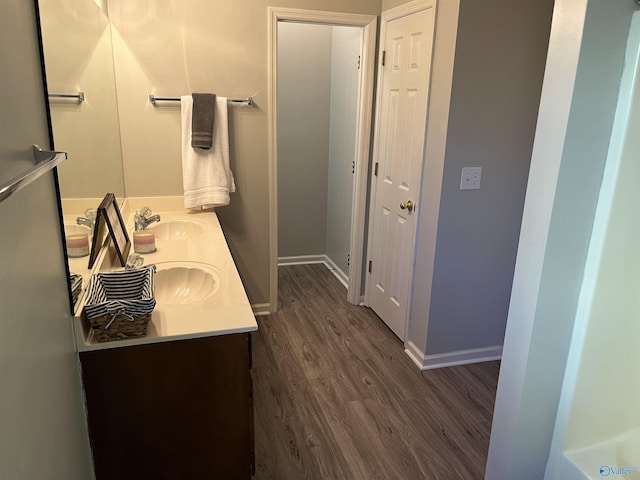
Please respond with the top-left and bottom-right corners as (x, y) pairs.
(84, 265), (156, 342)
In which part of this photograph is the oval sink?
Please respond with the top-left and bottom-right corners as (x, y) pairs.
(149, 220), (206, 241)
(65, 224), (92, 236)
(154, 261), (226, 305)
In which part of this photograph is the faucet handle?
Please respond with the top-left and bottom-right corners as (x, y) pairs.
(125, 253), (144, 270)
(134, 212), (144, 231)
(84, 208), (97, 220)
(137, 206), (152, 218)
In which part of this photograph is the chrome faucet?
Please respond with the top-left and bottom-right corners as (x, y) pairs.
(134, 208), (161, 231)
(76, 208), (97, 230)
(76, 216), (94, 229)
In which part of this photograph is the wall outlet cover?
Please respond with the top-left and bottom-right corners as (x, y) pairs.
(460, 167), (482, 190)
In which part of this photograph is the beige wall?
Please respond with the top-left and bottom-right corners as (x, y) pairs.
(381, 0), (411, 11)
(39, 0), (125, 199)
(108, 0), (381, 305)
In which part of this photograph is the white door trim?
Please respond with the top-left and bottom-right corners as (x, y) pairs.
(364, 0), (438, 343)
(382, 0), (437, 20)
(267, 7), (377, 311)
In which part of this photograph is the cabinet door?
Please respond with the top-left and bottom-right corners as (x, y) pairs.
(81, 334), (252, 480)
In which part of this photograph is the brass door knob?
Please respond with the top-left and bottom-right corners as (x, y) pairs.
(400, 200), (414, 212)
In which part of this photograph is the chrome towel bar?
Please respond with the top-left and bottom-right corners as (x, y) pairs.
(48, 92), (85, 102)
(0, 145), (68, 204)
(149, 94), (253, 106)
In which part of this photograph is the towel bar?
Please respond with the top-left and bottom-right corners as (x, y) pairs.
(0, 146), (67, 204)
(48, 92), (85, 102)
(149, 94), (253, 106)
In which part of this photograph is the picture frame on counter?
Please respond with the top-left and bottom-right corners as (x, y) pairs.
(88, 193), (130, 268)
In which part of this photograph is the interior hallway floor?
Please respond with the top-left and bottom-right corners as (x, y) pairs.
(252, 264), (500, 479)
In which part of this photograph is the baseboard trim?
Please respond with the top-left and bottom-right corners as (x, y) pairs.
(405, 341), (427, 369)
(404, 341), (502, 370)
(251, 303), (272, 316)
(278, 255), (325, 266)
(323, 256), (348, 289)
(278, 255), (349, 290)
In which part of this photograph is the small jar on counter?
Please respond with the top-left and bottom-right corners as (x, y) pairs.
(66, 234), (90, 257)
(133, 230), (156, 254)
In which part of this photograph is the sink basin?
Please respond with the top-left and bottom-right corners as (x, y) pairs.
(154, 262), (226, 305)
(65, 224), (92, 236)
(149, 219), (206, 240)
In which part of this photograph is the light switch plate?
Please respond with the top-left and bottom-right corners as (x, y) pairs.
(460, 167), (482, 190)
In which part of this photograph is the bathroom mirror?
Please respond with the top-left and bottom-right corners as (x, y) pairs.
(38, 0), (126, 313)
(38, 0), (126, 201)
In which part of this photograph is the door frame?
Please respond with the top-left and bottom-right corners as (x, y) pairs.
(267, 7), (377, 311)
(364, 0), (438, 341)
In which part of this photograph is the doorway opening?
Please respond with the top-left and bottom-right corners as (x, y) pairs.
(268, 8), (377, 312)
(277, 22), (360, 287)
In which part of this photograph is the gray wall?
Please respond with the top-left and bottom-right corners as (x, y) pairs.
(0, 1), (93, 477)
(278, 22), (361, 278)
(277, 22), (332, 258)
(424, 0), (554, 354)
(487, 0), (638, 478)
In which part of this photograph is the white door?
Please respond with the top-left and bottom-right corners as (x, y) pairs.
(367, 4), (436, 340)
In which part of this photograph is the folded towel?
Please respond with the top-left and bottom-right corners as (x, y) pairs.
(191, 93), (216, 149)
(181, 95), (236, 209)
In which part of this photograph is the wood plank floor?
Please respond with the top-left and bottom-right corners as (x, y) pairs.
(253, 264), (500, 480)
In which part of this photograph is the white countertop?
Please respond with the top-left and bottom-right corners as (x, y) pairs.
(73, 200), (257, 352)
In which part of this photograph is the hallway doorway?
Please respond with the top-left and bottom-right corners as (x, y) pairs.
(268, 8), (377, 312)
(277, 22), (360, 290)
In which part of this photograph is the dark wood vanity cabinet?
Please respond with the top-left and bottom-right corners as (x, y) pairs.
(79, 333), (255, 480)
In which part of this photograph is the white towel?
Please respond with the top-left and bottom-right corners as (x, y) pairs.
(181, 95), (236, 209)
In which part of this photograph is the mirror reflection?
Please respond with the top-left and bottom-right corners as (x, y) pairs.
(39, 0), (125, 199)
(39, 0), (126, 311)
